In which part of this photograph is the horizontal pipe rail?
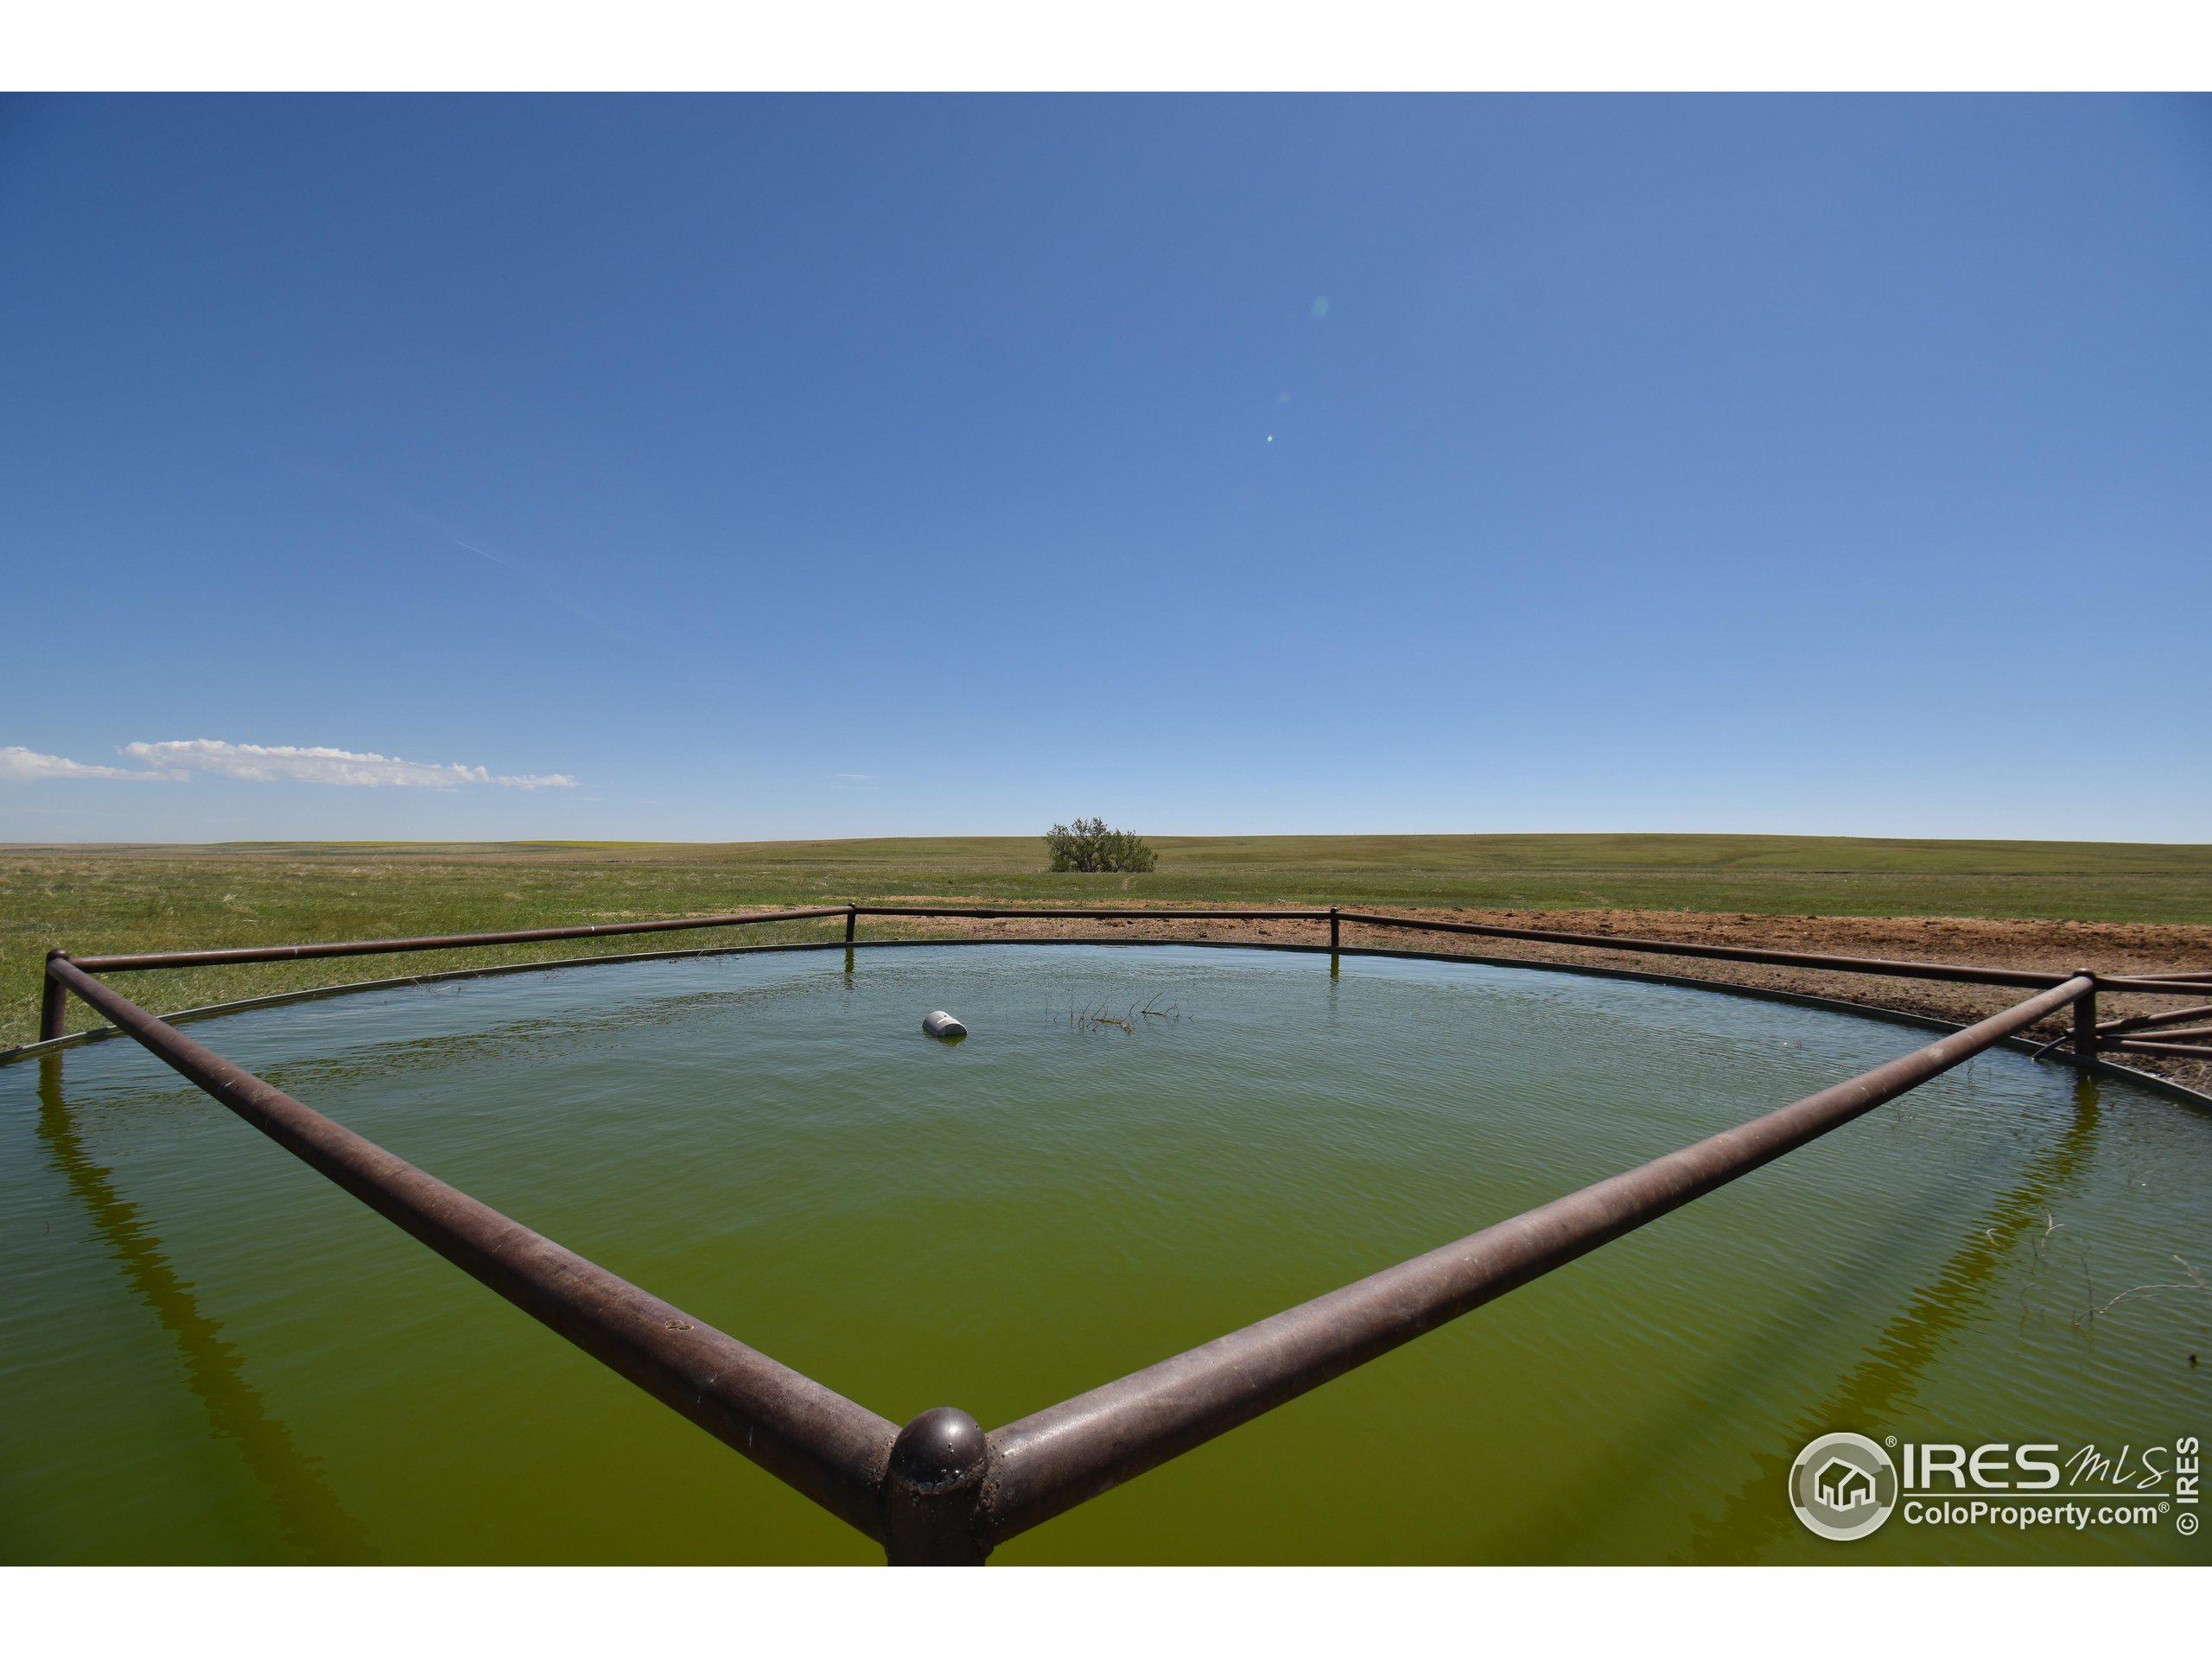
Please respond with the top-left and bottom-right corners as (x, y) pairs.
(57, 903), (2209, 1004)
(977, 975), (2093, 1545)
(2099, 1002), (2212, 1035)
(11, 938), (2205, 1115)
(855, 905), (1332, 923)
(874, 904), (2204, 997)
(1334, 909), (2069, 989)
(2092, 976), (2212, 996)
(42, 957), (899, 1541)
(68, 906), (854, 971)
(2107, 1038), (2212, 1059)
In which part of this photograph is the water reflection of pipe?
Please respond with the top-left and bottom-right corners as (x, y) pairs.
(34, 1056), (377, 1563)
(1680, 1073), (2102, 1563)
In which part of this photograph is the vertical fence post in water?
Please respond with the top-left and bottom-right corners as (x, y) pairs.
(881, 1408), (992, 1565)
(1329, 906), (1340, 976)
(40, 951), (70, 1043)
(2073, 970), (2098, 1063)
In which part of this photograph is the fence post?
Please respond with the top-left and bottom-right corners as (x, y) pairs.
(1329, 906), (1339, 954)
(40, 950), (69, 1043)
(881, 1407), (992, 1566)
(846, 905), (857, 944)
(2071, 969), (2098, 1064)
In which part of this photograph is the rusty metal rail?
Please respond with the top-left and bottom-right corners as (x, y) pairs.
(1332, 907), (2069, 988)
(42, 955), (899, 1541)
(857, 905), (1332, 923)
(976, 975), (2094, 1550)
(28, 900), (2209, 1563)
(2099, 1001), (2212, 1036)
(48, 899), (2209, 1030)
(65, 905), (856, 974)
(2108, 1039), (2212, 1058)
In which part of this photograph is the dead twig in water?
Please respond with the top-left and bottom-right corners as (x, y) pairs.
(2074, 1255), (2209, 1328)
(1053, 990), (1185, 1034)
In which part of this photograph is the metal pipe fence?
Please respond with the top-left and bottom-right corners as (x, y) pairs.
(28, 901), (2212, 1561)
(978, 975), (2093, 1550)
(42, 955), (899, 1541)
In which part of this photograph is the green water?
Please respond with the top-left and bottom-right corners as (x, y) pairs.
(3, 944), (2206, 1564)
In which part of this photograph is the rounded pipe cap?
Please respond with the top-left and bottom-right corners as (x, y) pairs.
(888, 1407), (988, 1495)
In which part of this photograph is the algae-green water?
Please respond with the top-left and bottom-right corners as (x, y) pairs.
(3, 944), (2206, 1564)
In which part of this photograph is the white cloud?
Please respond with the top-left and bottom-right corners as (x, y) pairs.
(0, 746), (177, 781)
(117, 740), (576, 791)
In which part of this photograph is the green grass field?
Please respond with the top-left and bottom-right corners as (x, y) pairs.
(6, 833), (2209, 1049)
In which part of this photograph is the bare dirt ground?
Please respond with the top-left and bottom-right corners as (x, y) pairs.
(873, 902), (2212, 1097)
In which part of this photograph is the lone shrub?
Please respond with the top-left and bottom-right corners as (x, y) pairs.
(1046, 817), (1158, 874)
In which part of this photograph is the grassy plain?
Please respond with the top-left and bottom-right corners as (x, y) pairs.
(6, 833), (2211, 1049)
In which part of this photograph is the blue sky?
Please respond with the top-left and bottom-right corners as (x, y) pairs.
(4, 94), (2207, 843)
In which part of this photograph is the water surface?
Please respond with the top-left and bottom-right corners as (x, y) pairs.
(3, 944), (2205, 1562)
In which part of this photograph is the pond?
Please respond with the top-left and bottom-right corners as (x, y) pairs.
(3, 944), (2205, 1563)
